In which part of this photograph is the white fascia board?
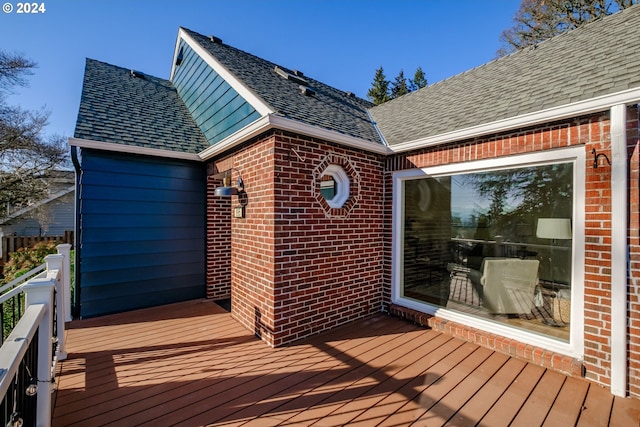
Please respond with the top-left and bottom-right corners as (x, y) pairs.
(198, 114), (390, 161)
(169, 28), (183, 81)
(198, 115), (271, 160)
(269, 115), (390, 155)
(176, 28), (273, 117)
(69, 138), (201, 161)
(390, 87), (640, 153)
(367, 109), (390, 147)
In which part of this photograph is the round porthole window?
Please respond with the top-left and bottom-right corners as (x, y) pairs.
(320, 164), (349, 208)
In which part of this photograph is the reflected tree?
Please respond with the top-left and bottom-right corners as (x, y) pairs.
(460, 163), (573, 238)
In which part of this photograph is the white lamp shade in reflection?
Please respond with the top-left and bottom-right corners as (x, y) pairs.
(536, 218), (572, 240)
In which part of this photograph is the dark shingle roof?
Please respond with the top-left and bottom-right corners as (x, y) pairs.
(182, 28), (384, 146)
(74, 59), (209, 154)
(370, 5), (640, 146)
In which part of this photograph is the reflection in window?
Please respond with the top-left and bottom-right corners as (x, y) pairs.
(401, 163), (573, 341)
(320, 174), (336, 200)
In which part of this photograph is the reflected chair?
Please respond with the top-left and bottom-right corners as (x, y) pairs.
(475, 258), (540, 314)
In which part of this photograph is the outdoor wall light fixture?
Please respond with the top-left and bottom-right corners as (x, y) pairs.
(592, 148), (611, 169)
(213, 169), (245, 197)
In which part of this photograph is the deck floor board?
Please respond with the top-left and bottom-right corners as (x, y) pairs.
(52, 299), (640, 426)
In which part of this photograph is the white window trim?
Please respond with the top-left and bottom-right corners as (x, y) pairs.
(392, 147), (585, 358)
(321, 164), (350, 209)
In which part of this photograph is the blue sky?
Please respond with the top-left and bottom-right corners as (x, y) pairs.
(0, 0), (521, 139)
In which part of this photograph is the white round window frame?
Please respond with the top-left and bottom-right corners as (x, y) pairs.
(321, 164), (350, 208)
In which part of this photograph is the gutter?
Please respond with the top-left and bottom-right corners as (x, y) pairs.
(69, 116), (390, 164)
(203, 86), (640, 160)
(367, 110), (390, 148)
(610, 104), (628, 397)
(70, 146), (82, 319)
(389, 87), (640, 153)
(70, 87), (640, 165)
(198, 113), (391, 161)
(68, 138), (202, 161)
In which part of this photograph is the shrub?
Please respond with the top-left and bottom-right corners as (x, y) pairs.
(2, 242), (58, 284)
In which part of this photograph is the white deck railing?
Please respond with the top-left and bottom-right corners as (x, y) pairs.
(0, 244), (71, 427)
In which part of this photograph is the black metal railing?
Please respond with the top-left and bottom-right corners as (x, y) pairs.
(0, 329), (38, 426)
(0, 245), (70, 427)
(0, 292), (25, 345)
(0, 264), (46, 345)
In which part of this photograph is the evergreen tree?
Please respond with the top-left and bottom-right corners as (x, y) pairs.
(367, 66), (428, 104)
(390, 69), (410, 99)
(366, 66), (390, 106)
(409, 67), (428, 91)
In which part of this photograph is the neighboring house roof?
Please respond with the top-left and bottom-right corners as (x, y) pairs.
(370, 5), (640, 147)
(180, 28), (384, 146)
(74, 59), (209, 154)
(0, 170), (75, 226)
(0, 185), (74, 226)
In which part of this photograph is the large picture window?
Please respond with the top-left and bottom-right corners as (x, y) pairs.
(394, 151), (584, 349)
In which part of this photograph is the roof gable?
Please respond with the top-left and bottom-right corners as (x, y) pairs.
(370, 5), (640, 147)
(180, 28), (384, 146)
(74, 59), (209, 154)
(172, 37), (262, 145)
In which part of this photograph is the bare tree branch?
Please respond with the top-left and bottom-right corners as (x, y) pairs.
(497, 0), (638, 56)
(0, 51), (36, 93)
(0, 50), (69, 218)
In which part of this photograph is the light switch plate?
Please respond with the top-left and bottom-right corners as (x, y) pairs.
(233, 206), (245, 218)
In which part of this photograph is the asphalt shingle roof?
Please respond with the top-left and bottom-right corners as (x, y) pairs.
(370, 5), (640, 146)
(182, 28), (384, 146)
(74, 59), (209, 154)
(76, 5), (640, 155)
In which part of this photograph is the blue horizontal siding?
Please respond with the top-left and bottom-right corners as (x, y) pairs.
(81, 250), (203, 273)
(80, 152), (203, 179)
(80, 200), (202, 216)
(81, 274), (204, 317)
(206, 104), (261, 142)
(79, 186), (203, 204)
(77, 239), (203, 257)
(77, 149), (206, 318)
(81, 261), (204, 287)
(81, 226), (204, 243)
(172, 39), (260, 145)
(81, 171), (201, 191)
(82, 213), (204, 229)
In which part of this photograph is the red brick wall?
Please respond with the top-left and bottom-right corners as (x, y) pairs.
(209, 136), (278, 344)
(207, 130), (385, 347)
(205, 108), (640, 395)
(385, 108), (640, 396)
(583, 114), (613, 388)
(206, 167), (232, 300)
(271, 131), (385, 346)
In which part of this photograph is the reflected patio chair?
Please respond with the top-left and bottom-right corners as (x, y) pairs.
(477, 258), (540, 314)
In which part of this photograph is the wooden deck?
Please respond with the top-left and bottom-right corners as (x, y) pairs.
(52, 299), (640, 426)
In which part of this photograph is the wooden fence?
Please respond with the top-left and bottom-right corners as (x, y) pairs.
(1, 231), (74, 265)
